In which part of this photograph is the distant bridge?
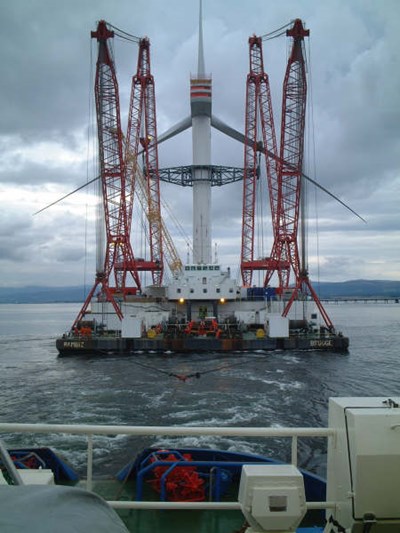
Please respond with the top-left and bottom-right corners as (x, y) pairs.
(319, 297), (400, 304)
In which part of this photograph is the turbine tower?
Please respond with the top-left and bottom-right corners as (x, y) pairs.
(156, 0), (246, 264)
(191, 0), (212, 264)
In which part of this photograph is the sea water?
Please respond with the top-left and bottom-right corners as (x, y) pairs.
(0, 302), (399, 477)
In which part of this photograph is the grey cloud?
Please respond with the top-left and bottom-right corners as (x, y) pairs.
(0, 0), (399, 285)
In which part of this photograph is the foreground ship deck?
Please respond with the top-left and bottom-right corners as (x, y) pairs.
(1, 397), (399, 532)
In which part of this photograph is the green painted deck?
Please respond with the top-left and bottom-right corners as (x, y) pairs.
(88, 479), (245, 533)
(83, 477), (325, 533)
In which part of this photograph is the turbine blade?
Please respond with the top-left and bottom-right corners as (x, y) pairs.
(157, 116), (192, 145)
(211, 115), (365, 223)
(32, 176), (99, 216)
(302, 173), (366, 223)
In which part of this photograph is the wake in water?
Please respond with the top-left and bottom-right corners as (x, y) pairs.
(2, 302), (400, 477)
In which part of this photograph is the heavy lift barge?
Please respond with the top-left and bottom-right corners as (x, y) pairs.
(56, 264), (349, 356)
(57, 18), (351, 356)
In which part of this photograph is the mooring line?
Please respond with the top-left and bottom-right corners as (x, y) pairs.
(130, 354), (269, 382)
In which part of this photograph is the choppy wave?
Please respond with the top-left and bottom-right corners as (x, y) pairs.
(1, 302), (400, 477)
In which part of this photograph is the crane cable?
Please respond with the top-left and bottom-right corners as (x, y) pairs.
(255, 151), (265, 286)
(307, 37), (322, 293)
(260, 21), (293, 41)
(160, 190), (193, 254)
(106, 22), (141, 44)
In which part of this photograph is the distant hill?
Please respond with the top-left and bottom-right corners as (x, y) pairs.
(1, 280), (400, 303)
(0, 286), (88, 304)
(314, 280), (400, 299)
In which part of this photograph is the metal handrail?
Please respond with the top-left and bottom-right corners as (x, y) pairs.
(0, 422), (335, 437)
(0, 422), (336, 510)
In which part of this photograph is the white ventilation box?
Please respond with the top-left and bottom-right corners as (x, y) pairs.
(238, 464), (306, 532)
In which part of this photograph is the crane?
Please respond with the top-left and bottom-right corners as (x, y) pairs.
(133, 161), (183, 277)
(72, 21), (166, 329)
(241, 20), (334, 329)
(240, 35), (289, 287)
(277, 20), (333, 327)
(124, 37), (164, 286)
(266, 18), (309, 290)
(73, 20), (139, 327)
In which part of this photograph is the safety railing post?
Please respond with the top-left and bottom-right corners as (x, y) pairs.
(86, 434), (93, 491)
(291, 435), (298, 466)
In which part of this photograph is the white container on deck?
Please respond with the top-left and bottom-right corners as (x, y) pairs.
(268, 315), (289, 338)
(17, 469), (55, 485)
(326, 397), (400, 529)
(121, 317), (142, 338)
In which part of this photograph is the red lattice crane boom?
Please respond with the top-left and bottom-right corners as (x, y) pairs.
(241, 20), (334, 329)
(73, 21), (140, 327)
(241, 36), (288, 287)
(92, 22), (141, 293)
(72, 21), (165, 328)
(125, 38), (164, 286)
(273, 19), (308, 288)
(273, 19), (333, 328)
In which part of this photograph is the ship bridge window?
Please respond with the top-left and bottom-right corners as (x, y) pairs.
(202, 266), (208, 270)
(215, 266), (220, 271)
(197, 266), (202, 271)
(191, 266), (196, 271)
(185, 266), (189, 271)
(202, 277), (207, 284)
(209, 266), (214, 270)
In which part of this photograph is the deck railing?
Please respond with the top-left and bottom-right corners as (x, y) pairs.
(0, 422), (336, 511)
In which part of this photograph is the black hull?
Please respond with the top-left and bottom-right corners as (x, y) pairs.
(56, 333), (349, 356)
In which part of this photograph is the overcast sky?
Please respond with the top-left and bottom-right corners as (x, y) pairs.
(0, 0), (399, 288)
